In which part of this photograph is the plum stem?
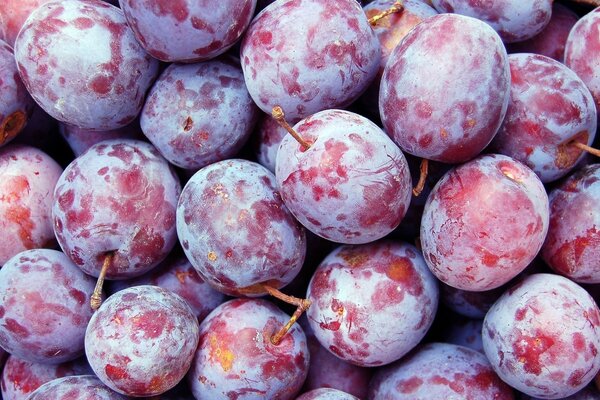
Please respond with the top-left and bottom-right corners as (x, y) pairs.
(573, 141), (600, 158)
(412, 158), (429, 196)
(260, 284), (311, 346)
(271, 106), (311, 151)
(368, 0), (404, 26)
(0, 110), (27, 146)
(91, 253), (113, 311)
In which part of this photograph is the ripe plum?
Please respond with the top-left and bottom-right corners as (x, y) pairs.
(369, 342), (514, 399)
(141, 57), (259, 170)
(240, 0), (381, 120)
(0, 145), (62, 266)
(306, 241), (439, 366)
(542, 164), (600, 283)
(565, 8), (600, 133)
(420, 154), (549, 291)
(379, 13), (510, 163)
(176, 159), (306, 296)
(14, 0), (159, 130)
(483, 273), (600, 398)
(85, 285), (199, 396)
(119, 0), (256, 62)
(1, 355), (91, 400)
(491, 53), (597, 183)
(53, 140), (181, 280)
(431, 0), (552, 43)
(275, 109), (412, 244)
(187, 298), (309, 400)
(0, 249), (96, 363)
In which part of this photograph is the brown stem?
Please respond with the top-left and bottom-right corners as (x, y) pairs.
(271, 106), (311, 151)
(0, 110), (27, 146)
(573, 141), (600, 158)
(412, 158), (429, 197)
(368, 0), (404, 26)
(260, 284), (311, 346)
(91, 253), (113, 311)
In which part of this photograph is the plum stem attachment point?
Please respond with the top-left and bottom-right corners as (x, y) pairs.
(573, 141), (600, 158)
(91, 253), (113, 311)
(260, 284), (312, 346)
(368, 1), (404, 26)
(0, 110), (27, 146)
(271, 106), (311, 151)
(412, 158), (429, 196)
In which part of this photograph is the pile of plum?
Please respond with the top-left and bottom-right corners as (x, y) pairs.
(1, 0), (600, 399)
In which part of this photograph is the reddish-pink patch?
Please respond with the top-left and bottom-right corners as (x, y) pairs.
(397, 376), (423, 393)
(133, 310), (167, 339)
(105, 364), (130, 381)
(512, 332), (556, 375)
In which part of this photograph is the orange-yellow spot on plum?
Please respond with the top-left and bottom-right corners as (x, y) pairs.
(386, 258), (412, 282)
(440, 128), (449, 139)
(209, 334), (235, 372)
(207, 251), (217, 261)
